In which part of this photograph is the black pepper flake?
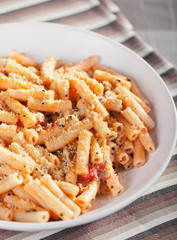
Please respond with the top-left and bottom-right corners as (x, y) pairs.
(112, 147), (115, 150)
(96, 152), (99, 155)
(90, 179), (93, 182)
(74, 109), (79, 112)
(42, 89), (45, 92)
(41, 101), (45, 104)
(12, 193), (15, 196)
(128, 79), (131, 82)
(7, 193), (11, 196)
(55, 112), (59, 115)
(65, 94), (68, 97)
(79, 96), (82, 99)
(23, 165), (26, 168)
(111, 153), (114, 155)
(60, 213), (63, 217)
(92, 198), (95, 201)
(36, 83), (39, 85)
(41, 174), (44, 176)
(104, 180), (107, 184)
(35, 168), (38, 171)
(69, 115), (72, 119)
(23, 114), (26, 117)
(127, 166), (130, 168)
(118, 190), (121, 194)
(111, 186), (114, 189)
(18, 113), (21, 115)
(62, 124), (65, 127)
(37, 130), (40, 133)
(117, 79), (121, 82)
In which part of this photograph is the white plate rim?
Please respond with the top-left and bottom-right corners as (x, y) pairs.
(0, 22), (176, 231)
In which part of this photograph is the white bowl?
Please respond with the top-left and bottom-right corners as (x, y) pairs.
(0, 23), (176, 231)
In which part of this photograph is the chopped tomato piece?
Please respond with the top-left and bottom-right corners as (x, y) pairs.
(78, 162), (107, 182)
(0, 67), (6, 74)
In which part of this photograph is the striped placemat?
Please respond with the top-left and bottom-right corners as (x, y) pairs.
(0, 1), (176, 239)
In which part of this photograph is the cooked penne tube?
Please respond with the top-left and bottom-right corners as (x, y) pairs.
(10, 50), (41, 68)
(4, 193), (38, 211)
(106, 174), (124, 196)
(121, 107), (144, 130)
(115, 85), (155, 129)
(64, 157), (77, 185)
(0, 110), (18, 125)
(94, 70), (131, 89)
(123, 158), (134, 170)
(56, 181), (79, 197)
(7, 88), (54, 101)
(71, 71), (104, 95)
(67, 56), (98, 72)
(23, 128), (39, 145)
(41, 175), (81, 218)
(0, 73), (41, 90)
(75, 181), (99, 211)
(0, 163), (16, 176)
(76, 130), (92, 175)
(129, 91), (151, 113)
(12, 185), (37, 202)
(139, 132), (155, 153)
(100, 97), (122, 112)
(113, 113), (140, 141)
(115, 148), (129, 165)
(0, 173), (23, 194)
(45, 119), (93, 152)
(6, 58), (40, 84)
(13, 210), (49, 223)
(0, 145), (35, 174)
(0, 204), (13, 221)
(0, 124), (17, 138)
(122, 140), (134, 155)
(50, 78), (69, 100)
(133, 138), (146, 168)
(90, 137), (103, 164)
(41, 57), (56, 85)
(37, 115), (79, 144)
(24, 180), (74, 220)
(0, 93), (37, 128)
(77, 99), (111, 138)
(69, 78), (108, 118)
(27, 97), (72, 113)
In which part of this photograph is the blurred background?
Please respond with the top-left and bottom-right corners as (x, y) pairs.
(113, 0), (177, 68)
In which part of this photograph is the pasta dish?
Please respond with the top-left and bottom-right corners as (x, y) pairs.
(0, 51), (155, 222)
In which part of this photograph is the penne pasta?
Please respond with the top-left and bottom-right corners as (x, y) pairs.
(0, 173), (23, 194)
(76, 130), (92, 175)
(0, 52), (156, 223)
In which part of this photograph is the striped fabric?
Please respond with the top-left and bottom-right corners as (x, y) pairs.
(0, 0), (177, 239)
